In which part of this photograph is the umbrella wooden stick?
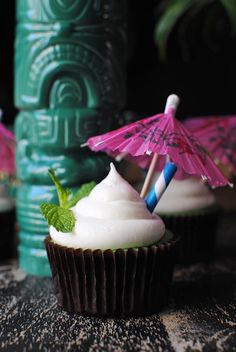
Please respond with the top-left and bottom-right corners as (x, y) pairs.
(140, 153), (159, 198)
(140, 94), (180, 198)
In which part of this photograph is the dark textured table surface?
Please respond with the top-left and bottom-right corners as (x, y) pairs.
(0, 206), (236, 351)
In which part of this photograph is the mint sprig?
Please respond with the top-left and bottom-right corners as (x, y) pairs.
(40, 169), (96, 233)
(48, 169), (71, 208)
(67, 181), (96, 208)
(41, 203), (75, 233)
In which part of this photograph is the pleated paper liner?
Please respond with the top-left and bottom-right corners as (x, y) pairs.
(45, 231), (178, 317)
(160, 204), (222, 265)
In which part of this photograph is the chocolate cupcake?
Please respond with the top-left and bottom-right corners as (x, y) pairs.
(45, 231), (177, 317)
(154, 176), (221, 264)
(42, 164), (178, 317)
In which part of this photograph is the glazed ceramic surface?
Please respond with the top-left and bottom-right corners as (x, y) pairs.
(14, 0), (127, 275)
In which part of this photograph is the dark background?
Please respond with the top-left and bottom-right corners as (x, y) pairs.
(1, 0), (236, 125)
(0, 1), (16, 124)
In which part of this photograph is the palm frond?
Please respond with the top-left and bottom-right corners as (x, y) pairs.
(220, 0), (236, 33)
(154, 0), (192, 60)
(154, 0), (236, 60)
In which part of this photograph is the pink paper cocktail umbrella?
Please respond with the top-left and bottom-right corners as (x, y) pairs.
(88, 95), (181, 196)
(86, 95), (230, 193)
(184, 116), (236, 176)
(0, 122), (16, 176)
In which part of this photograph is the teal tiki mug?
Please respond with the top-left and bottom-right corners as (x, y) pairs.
(14, 0), (127, 275)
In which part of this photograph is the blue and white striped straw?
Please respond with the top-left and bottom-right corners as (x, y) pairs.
(145, 162), (177, 213)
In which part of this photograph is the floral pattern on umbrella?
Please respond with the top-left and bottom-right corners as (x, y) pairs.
(184, 116), (236, 175)
(87, 112), (229, 187)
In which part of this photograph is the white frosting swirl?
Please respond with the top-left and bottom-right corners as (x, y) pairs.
(155, 175), (215, 214)
(0, 184), (14, 212)
(50, 164), (165, 250)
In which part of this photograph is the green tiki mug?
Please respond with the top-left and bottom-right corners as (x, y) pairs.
(14, 0), (127, 275)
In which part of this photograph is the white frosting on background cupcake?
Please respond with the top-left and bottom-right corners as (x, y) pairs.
(0, 184), (14, 212)
(50, 164), (165, 250)
(155, 176), (215, 214)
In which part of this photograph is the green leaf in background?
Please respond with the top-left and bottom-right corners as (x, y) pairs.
(40, 203), (75, 233)
(154, 0), (236, 60)
(177, 0), (214, 61)
(220, 0), (236, 33)
(67, 181), (96, 208)
(48, 169), (71, 208)
(154, 0), (192, 61)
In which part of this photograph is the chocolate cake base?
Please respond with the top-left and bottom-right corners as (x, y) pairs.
(161, 205), (222, 265)
(45, 232), (178, 317)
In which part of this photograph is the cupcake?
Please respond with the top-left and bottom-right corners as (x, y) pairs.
(43, 164), (178, 317)
(0, 183), (15, 261)
(154, 176), (221, 264)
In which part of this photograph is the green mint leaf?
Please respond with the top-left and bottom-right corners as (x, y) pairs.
(40, 203), (75, 233)
(48, 169), (71, 208)
(67, 181), (96, 208)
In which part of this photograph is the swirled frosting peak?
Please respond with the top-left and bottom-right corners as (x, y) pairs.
(50, 163), (165, 250)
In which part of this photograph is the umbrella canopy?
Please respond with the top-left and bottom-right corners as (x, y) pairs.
(184, 116), (236, 175)
(0, 122), (16, 176)
(87, 111), (229, 187)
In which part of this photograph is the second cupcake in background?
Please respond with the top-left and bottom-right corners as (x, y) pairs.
(154, 175), (222, 264)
